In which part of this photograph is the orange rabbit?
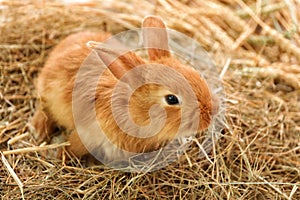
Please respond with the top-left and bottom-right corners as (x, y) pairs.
(32, 16), (217, 161)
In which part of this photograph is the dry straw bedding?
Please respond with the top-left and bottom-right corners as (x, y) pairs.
(0, 0), (299, 199)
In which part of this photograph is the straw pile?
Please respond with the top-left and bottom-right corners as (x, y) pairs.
(0, 0), (299, 199)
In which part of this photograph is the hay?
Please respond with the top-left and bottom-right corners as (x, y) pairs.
(0, 0), (299, 199)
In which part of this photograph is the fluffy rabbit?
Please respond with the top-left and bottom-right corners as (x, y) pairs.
(32, 16), (217, 160)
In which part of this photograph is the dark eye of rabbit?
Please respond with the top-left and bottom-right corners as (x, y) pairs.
(165, 94), (179, 105)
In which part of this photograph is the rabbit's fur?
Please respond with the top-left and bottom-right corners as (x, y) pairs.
(32, 16), (216, 160)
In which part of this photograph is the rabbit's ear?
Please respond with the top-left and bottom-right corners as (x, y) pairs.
(142, 16), (171, 61)
(87, 41), (145, 80)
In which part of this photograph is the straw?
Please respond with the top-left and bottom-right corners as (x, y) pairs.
(0, 0), (299, 199)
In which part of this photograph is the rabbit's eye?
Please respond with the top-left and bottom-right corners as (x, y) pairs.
(165, 94), (179, 105)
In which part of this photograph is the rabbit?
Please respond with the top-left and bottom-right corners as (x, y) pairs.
(31, 15), (218, 161)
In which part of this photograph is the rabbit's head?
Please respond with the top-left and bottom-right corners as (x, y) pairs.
(87, 16), (217, 152)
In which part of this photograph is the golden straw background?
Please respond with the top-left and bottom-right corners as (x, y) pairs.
(0, 0), (299, 199)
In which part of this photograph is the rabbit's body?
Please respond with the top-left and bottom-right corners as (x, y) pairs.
(32, 16), (216, 161)
(32, 32), (113, 156)
(36, 32), (111, 129)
